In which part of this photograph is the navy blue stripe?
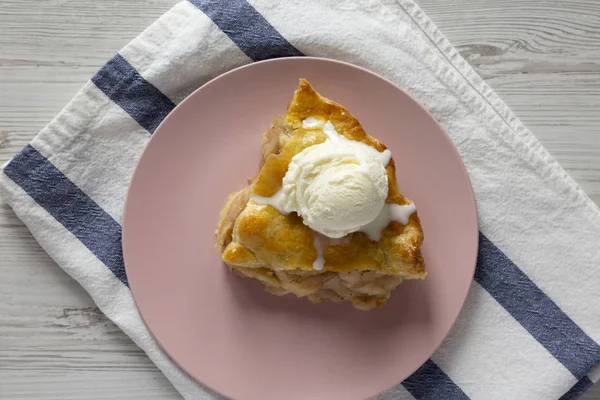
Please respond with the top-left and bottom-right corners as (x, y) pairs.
(7, 2), (598, 396)
(3, 145), (128, 287)
(476, 233), (600, 379)
(402, 359), (470, 400)
(188, 0), (303, 61)
(560, 376), (594, 400)
(91, 54), (175, 133)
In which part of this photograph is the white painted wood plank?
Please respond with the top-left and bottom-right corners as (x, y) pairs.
(418, 0), (600, 207)
(0, 1), (182, 398)
(417, 2), (600, 397)
(0, 0), (598, 399)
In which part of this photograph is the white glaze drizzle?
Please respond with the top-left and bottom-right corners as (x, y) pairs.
(321, 121), (392, 167)
(312, 234), (325, 271)
(250, 189), (285, 213)
(359, 203), (416, 241)
(311, 234), (353, 271)
(328, 236), (351, 246)
(302, 116), (325, 128)
(251, 117), (416, 269)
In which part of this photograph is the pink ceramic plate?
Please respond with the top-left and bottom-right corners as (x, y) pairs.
(123, 57), (478, 400)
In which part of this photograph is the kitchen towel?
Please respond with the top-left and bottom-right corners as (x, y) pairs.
(2, 0), (600, 399)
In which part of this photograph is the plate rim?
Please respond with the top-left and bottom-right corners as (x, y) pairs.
(122, 56), (479, 399)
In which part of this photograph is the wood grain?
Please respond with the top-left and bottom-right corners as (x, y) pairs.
(419, 0), (600, 208)
(0, 1), (182, 398)
(0, 0), (599, 399)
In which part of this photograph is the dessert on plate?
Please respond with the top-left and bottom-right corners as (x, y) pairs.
(216, 79), (426, 310)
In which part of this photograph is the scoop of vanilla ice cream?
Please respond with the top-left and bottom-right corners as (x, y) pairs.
(281, 126), (389, 238)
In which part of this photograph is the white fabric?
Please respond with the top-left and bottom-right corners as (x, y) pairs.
(1, 1), (599, 399)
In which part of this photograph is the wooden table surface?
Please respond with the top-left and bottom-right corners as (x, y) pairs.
(1, 0), (599, 399)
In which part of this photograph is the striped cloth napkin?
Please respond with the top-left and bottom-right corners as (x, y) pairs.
(2, 1), (600, 399)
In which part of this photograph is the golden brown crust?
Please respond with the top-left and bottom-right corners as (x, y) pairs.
(216, 79), (426, 310)
(215, 185), (253, 253)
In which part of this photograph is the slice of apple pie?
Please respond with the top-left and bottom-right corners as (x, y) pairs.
(216, 79), (426, 310)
